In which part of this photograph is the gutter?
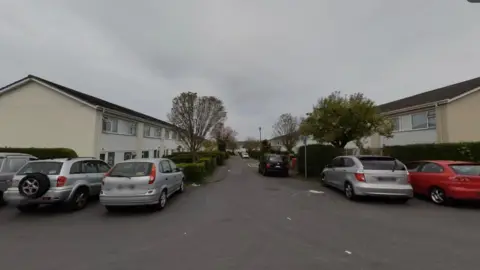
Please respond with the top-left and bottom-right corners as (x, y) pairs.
(381, 99), (448, 115)
(97, 107), (175, 128)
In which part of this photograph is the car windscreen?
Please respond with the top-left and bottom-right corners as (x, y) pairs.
(358, 156), (405, 171)
(109, 162), (153, 177)
(268, 155), (286, 162)
(16, 162), (63, 175)
(449, 164), (480, 176)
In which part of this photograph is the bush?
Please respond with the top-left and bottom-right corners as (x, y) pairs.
(199, 157), (215, 174)
(297, 144), (343, 178)
(248, 150), (262, 160)
(169, 151), (227, 166)
(176, 162), (206, 183)
(0, 147), (78, 159)
(384, 142), (480, 163)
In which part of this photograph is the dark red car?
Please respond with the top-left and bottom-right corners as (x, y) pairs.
(406, 160), (480, 205)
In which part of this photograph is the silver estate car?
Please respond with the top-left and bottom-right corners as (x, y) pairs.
(100, 158), (185, 212)
(0, 153), (37, 205)
(3, 157), (110, 212)
(321, 155), (413, 202)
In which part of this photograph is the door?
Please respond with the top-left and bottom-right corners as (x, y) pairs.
(340, 157), (356, 183)
(329, 157), (345, 188)
(414, 162), (446, 195)
(159, 160), (174, 195)
(168, 160), (181, 190)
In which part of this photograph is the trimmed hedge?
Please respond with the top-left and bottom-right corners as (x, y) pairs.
(297, 144), (343, 178)
(169, 151), (226, 166)
(176, 162), (206, 183)
(0, 147), (78, 159)
(384, 142), (480, 163)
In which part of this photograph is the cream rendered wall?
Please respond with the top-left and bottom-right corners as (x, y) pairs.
(445, 91), (480, 142)
(0, 81), (97, 156)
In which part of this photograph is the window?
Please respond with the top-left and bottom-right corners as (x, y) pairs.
(165, 129), (170, 139)
(82, 161), (98, 173)
(3, 158), (29, 173)
(70, 162), (83, 174)
(427, 110), (436, 128)
(449, 164), (480, 176)
(142, 151), (149, 158)
(155, 128), (162, 137)
(124, 152), (134, 160)
(109, 162), (153, 177)
(144, 126), (151, 137)
(99, 153), (105, 161)
(95, 161), (111, 173)
(358, 156), (405, 171)
(411, 112), (428, 129)
(331, 157), (344, 167)
(168, 160), (177, 171)
(17, 162), (63, 175)
(107, 152), (115, 166)
(391, 117), (400, 131)
(154, 150), (159, 158)
(102, 118), (118, 133)
(128, 123), (137, 135)
(160, 160), (172, 173)
(419, 162), (444, 173)
(172, 132), (177, 140)
(405, 162), (423, 172)
(343, 158), (355, 167)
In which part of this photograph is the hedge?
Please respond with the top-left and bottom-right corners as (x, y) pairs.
(384, 142), (480, 163)
(0, 147), (78, 159)
(169, 151), (226, 166)
(297, 144), (343, 178)
(176, 162), (206, 183)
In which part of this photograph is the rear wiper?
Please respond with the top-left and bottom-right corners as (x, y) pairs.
(109, 174), (130, 178)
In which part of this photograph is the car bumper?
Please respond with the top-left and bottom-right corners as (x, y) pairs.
(3, 187), (72, 205)
(100, 193), (160, 206)
(354, 183), (413, 198)
(447, 186), (480, 200)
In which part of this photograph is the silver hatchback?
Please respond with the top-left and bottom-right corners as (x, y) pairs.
(321, 155), (413, 202)
(100, 158), (185, 212)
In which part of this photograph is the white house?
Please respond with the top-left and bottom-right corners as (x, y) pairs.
(269, 133), (318, 153)
(0, 75), (184, 166)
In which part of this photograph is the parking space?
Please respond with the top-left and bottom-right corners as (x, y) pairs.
(1, 156), (479, 269)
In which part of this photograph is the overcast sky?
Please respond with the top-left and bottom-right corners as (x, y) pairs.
(0, 0), (479, 140)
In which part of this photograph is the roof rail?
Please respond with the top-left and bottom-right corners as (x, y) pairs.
(66, 157), (96, 160)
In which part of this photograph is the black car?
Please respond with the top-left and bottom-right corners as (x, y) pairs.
(258, 154), (289, 177)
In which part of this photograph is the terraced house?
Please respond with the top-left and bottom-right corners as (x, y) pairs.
(0, 75), (183, 165)
(368, 76), (480, 147)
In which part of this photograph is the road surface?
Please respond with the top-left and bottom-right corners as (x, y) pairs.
(0, 156), (479, 269)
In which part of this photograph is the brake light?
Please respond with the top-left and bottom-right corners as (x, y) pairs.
(266, 163), (271, 168)
(104, 167), (113, 177)
(149, 164), (156, 184)
(449, 176), (470, 182)
(407, 172), (411, 184)
(354, 173), (365, 182)
(56, 176), (67, 187)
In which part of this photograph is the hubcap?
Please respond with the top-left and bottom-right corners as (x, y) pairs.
(345, 185), (353, 198)
(160, 192), (167, 207)
(431, 189), (444, 204)
(76, 192), (87, 207)
(21, 179), (39, 196)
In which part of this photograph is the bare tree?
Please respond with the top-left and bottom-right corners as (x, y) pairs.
(212, 123), (238, 146)
(168, 92), (226, 161)
(272, 113), (300, 152)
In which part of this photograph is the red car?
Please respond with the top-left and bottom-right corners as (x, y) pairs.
(406, 160), (480, 205)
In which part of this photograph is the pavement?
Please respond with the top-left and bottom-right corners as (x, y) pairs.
(1, 156), (479, 269)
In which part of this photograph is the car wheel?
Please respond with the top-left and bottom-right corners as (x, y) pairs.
(320, 174), (327, 186)
(16, 204), (39, 213)
(0, 192), (6, 206)
(179, 180), (185, 193)
(18, 173), (51, 199)
(67, 188), (89, 211)
(344, 182), (356, 200)
(429, 187), (447, 205)
(152, 189), (167, 211)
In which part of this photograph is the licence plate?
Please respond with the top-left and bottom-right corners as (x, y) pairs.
(377, 177), (396, 181)
(275, 165), (281, 168)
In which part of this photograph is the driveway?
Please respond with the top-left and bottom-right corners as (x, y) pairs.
(0, 156), (479, 269)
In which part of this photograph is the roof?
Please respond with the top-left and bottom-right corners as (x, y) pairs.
(418, 160), (478, 164)
(0, 75), (175, 128)
(269, 131), (300, 141)
(377, 76), (480, 113)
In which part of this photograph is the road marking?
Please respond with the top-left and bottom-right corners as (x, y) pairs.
(247, 163), (259, 168)
(309, 190), (324, 194)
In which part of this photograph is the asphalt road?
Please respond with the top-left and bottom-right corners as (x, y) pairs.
(1, 156), (479, 269)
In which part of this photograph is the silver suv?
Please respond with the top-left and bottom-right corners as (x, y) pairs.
(0, 153), (37, 205)
(3, 157), (111, 212)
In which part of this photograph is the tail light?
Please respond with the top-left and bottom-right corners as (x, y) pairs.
(407, 173), (411, 184)
(266, 163), (271, 168)
(102, 167), (114, 185)
(56, 176), (67, 187)
(449, 176), (470, 182)
(354, 173), (365, 182)
(149, 164), (156, 184)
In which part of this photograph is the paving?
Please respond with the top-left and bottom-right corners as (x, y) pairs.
(0, 156), (479, 269)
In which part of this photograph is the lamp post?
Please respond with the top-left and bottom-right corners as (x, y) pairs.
(258, 127), (262, 141)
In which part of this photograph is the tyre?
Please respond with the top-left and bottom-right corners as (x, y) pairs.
(178, 180), (185, 193)
(283, 170), (289, 177)
(18, 173), (51, 199)
(150, 189), (167, 211)
(320, 174), (327, 186)
(344, 182), (357, 200)
(16, 204), (39, 213)
(0, 192), (6, 206)
(66, 187), (89, 211)
(429, 187), (448, 205)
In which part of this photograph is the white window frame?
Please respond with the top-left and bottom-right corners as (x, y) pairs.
(144, 126), (151, 137)
(391, 117), (400, 132)
(128, 122), (137, 136)
(427, 110), (436, 128)
(165, 129), (170, 139)
(411, 110), (436, 130)
(102, 117), (118, 133)
(155, 128), (162, 137)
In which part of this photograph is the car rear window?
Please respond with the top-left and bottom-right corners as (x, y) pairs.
(449, 164), (480, 176)
(268, 155), (285, 162)
(358, 156), (405, 171)
(16, 162), (63, 175)
(109, 162), (153, 177)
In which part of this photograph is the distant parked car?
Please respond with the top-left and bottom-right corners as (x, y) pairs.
(3, 157), (110, 212)
(321, 155), (412, 202)
(0, 153), (38, 205)
(100, 158), (184, 212)
(258, 154), (289, 177)
(241, 152), (249, 159)
(406, 160), (480, 205)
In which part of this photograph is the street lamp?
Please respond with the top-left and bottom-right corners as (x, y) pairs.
(258, 127), (262, 141)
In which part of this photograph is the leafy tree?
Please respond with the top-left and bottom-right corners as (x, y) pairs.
(168, 92), (226, 161)
(243, 137), (260, 151)
(300, 91), (393, 148)
(226, 140), (238, 151)
(260, 139), (272, 153)
(272, 113), (300, 152)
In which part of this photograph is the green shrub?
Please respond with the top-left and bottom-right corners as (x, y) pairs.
(199, 157), (215, 174)
(384, 142), (480, 163)
(248, 150), (262, 160)
(0, 147), (78, 159)
(176, 162), (206, 183)
(297, 144), (343, 178)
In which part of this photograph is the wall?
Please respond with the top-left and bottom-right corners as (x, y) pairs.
(0, 81), (97, 156)
(445, 90), (480, 142)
